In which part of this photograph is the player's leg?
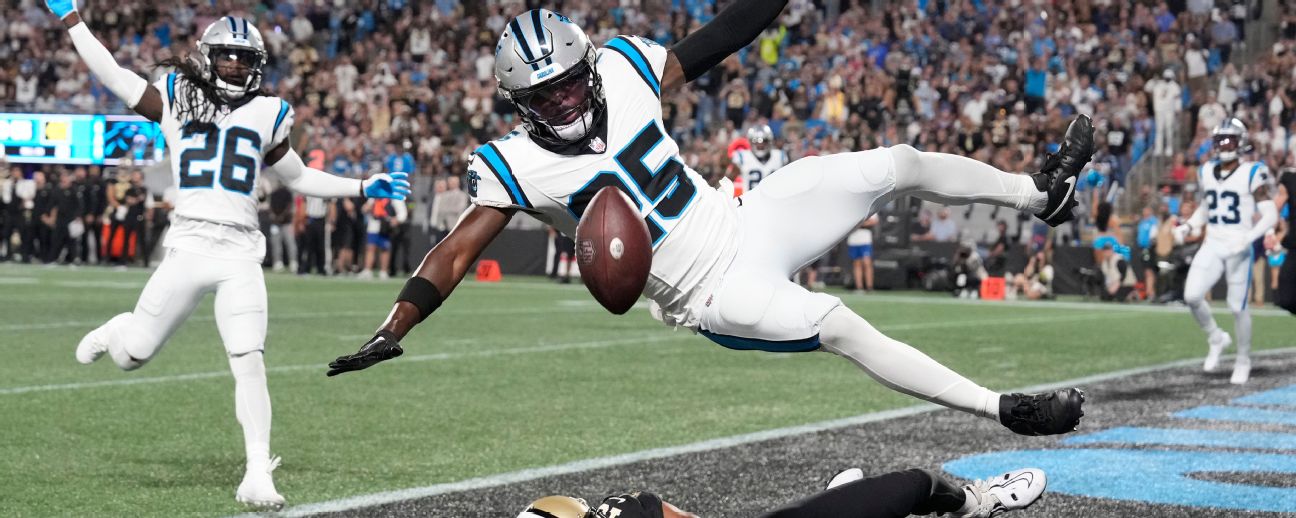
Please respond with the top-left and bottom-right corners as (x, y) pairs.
(1225, 250), (1254, 384)
(76, 248), (212, 370)
(761, 467), (1046, 518)
(212, 259), (282, 509)
(1183, 244), (1231, 371)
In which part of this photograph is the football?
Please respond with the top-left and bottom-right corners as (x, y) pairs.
(574, 186), (653, 314)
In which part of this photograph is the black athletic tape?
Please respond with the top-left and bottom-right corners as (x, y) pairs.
(397, 276), (443, 322)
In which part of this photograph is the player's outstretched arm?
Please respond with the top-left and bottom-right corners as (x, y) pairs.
(660, 0), (788, 94)
(46, 2), (163, 122)
(266, 142), (411, 200)
(327, 205), (514, 376)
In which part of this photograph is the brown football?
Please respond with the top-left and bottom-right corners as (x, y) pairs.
(575, 186), (652, 315)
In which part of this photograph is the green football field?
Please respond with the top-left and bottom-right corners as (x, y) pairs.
(1, 263), (1292, 517)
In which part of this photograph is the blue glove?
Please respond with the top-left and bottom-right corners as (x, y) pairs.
(45, 0), (77, 19)
(363, 172), (411, 200)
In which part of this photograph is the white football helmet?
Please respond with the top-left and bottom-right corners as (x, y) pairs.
(495, 9), (605, 147)
(1211, 117), (1250, 163)
(196, 16), (267, 102)
(747, 124), (774, 159)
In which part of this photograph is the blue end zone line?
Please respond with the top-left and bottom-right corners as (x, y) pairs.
(243, 347), (1296, 517)
(1062, 426), (1296, 451)
(1234, 384), (1296, 407)
(1175, 405), (1296, 426)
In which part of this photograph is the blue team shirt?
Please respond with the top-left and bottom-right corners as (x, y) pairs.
(1137, 216), (1159, 248)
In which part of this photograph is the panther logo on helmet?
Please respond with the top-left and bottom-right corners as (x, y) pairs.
(494, 9), (607, 149)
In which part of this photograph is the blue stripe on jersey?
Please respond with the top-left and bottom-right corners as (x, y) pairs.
(699, 330), (822, 353)
(272, 100), (290, 139)
(510, 19), (541, 70)
(1249, 163), (1262, 186)
(166, 73), (176, 111)
(604, 37), (659, 97)
(477, 143), (531, 208)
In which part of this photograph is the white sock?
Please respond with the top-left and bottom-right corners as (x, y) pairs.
(1234, 311), (1251, 358)
(819, 306), (1002, 420)
(889, 144), (1047, 213)
(1187, 300), (1218, 335)
(229, 351), (272, 470)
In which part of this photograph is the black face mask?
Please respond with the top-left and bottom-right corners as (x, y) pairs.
(210, 46), (265, 87)
(515, 63), (594, 126)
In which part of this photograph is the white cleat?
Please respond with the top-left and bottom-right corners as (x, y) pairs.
(1203, 330), (1232, 373)
(826, 467), (865, 490)
(236, 456), (285, 511)
(1230, 356), (1251, 385)
(75, 313), (130, 365)
(953, 468), (1047, 518)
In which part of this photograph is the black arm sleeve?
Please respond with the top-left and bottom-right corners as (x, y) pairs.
(670, 0), (788, 82)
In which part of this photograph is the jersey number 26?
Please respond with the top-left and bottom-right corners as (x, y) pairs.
(178, 125), (261, 195)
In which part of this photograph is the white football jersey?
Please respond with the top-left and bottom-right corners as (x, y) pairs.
(1198, 159), (1274, 248)
(153, 72), (294, 260)
(468, 35), (738, 321)
(731, 148), (787, 191)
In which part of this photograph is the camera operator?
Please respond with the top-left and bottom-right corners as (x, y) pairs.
(952, 239), (987, 298)
(1095, 236), (1138, 302)
(1011, 250), (1054, 300)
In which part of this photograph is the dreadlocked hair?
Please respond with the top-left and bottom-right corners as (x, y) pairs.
(156, 53), (269, 131)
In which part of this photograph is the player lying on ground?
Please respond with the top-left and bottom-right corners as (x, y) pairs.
(1173, 118), (1280, 384)
(45, 0), (410, 510)
(520, 466), (1046, 518)
(329, 2), (1090, 436)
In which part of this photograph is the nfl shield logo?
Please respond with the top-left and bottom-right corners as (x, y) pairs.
(577, 239), (597, 265)
(588, 137), (606, 153)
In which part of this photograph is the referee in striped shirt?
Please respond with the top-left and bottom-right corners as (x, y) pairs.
(300, 195), (329, 275)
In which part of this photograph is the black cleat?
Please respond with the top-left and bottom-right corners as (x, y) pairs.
(999, 388), (1086, 436)
(1032, 115), (1095, 227)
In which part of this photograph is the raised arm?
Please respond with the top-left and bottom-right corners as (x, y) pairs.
(659, 0), (789, 94)
(47, 3), (163, 122)
(265, 143), (410, 200)
(326, 204), (514, 376)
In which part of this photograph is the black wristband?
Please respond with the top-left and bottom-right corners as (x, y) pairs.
(397, 276), (443, 322)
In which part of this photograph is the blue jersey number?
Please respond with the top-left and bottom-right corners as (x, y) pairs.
(568, 123), (697, 245)
(1205, 190), (1241, 225)
(178, 125), (261, 195)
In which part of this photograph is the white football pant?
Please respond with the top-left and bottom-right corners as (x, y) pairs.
(699, 145), (1044, 419)
(1184, 239), (1254, 359)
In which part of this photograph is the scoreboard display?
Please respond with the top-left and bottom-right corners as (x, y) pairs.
(0, 112), (165, 165)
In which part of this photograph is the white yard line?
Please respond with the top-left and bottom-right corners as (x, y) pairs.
(1, 312), (1122, 395)
(267, 346), (1296, 517)
(0, 335), (681, 396)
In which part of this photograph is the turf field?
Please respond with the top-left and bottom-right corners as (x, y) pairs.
(1, 263), (1292, 517)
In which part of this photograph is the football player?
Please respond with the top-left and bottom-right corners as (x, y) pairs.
(1174, 118), (1280, 384)
(329, 3), (1090, 436)
(518, 466), (1047, 518)
(45, 0), (410, 509)
(731, 125), (788, 192)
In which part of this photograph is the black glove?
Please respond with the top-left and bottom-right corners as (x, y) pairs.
(327, 330), (404, 377)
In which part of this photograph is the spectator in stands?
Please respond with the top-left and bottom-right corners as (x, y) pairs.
(910, 209), (933, 243)
(1147, 69), (1183, 157)
(1198, 91), (1228, 134)
(986, 220), (1010, 277)
(930, 207), (958, 242)
(1096, 237), (1138, 302)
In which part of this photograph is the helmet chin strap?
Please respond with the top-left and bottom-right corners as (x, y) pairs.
(550, 110), (594, 141)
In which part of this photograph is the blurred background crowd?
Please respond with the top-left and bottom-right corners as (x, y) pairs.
(0, 0), (1290, 302)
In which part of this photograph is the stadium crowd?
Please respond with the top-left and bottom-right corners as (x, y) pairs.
(0, 0), (1289, 295)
